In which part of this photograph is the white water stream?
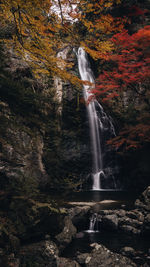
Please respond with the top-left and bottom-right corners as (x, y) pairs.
(76, 47), (116, 190)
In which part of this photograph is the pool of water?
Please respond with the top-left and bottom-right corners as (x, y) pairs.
(63, 190), (139, 210)
(66, 190), (138, 201)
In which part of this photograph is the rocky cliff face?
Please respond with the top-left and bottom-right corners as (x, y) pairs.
(0, 101), (48, 194)
(0, 45), (52, 196)
(43, 46), (91, 189)
(0, 43), (91, 194)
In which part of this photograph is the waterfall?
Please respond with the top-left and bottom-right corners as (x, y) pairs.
(76, 47), (117, 190)
(86, 213), (99, 233)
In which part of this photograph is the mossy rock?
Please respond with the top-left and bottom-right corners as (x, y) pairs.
(7, 197), (64, 241)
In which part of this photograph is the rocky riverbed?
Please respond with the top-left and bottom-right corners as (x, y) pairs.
(0, 187), (150, 266)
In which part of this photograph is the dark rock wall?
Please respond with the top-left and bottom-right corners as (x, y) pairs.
(0, 47), (50, 196)
(0, 44), (91, 194)
(43, 46), (91, 190)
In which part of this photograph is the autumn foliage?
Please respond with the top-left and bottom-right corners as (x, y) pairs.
(1, 1), (150, 151)
(79, 0), (125, 59)
(93, 25), (150, 151)
(94, 25), (150, 101)
(0, 0), (82, 86)
(0, 0), (124, 79)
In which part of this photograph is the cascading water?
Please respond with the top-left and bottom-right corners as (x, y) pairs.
(85, 213), (99, 233)
(76, 47), (117, 190)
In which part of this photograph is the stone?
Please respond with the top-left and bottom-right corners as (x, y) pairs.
(81, 243), (136, 267)
(8, 234), (20, 252)
(6, 254), (20, 267)
(121, 247), (136, 257)
(76, 253), (90, 264)
(102, 214), (119, 230)
(120, 224), (141, 234)
(19, 240), (59, 267)
(126, 211), (140, 220)
(7, 197), (62, 241)
(57, 257), (80, 267)
(142, 264), (150, 267)
(99, 210), (113, 216)
(145, 213), (150, 223)
(92, 203), (102, 213)
(133, 256), (144, 265)
(116, 209), (126, 217)
(143, 213), (150, 234)
(135, 186), (150, 211)
(69, 205), (90, 228)
(56, 216), (77, 249)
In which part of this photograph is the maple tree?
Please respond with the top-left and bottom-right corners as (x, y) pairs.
(93, 25), (150, 151)
(0, 0), (82, 86)
(94, 25), (150, 100)
(0, 0), (125, 84)
(77, 0), (125, 60)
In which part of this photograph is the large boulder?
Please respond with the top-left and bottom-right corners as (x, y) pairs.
(143, 214), (150, 234)
(76, 243), (136, 267)
(7, 197), (63, 241)
(135, 186), (150, 211)
(19, 240), (59, 267)
(67, 205), (90, 230)
(56, 216), (77, 249)
(101, 214), (118, 230)
(57, 257), (80, 267)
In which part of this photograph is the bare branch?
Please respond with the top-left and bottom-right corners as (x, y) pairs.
(57, 0), (64, 24)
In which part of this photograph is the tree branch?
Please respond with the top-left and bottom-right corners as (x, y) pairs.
(57, 0), (64, 24)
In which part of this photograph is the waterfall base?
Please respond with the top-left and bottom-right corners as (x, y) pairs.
(92, 170), (104, 190)
(92, 170), (119, 191)
(91, 189), (122, 192)
(84, 229), (99, 233)
(86, 213), (100, 233)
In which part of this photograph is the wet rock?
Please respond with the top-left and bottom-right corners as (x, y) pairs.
(146, 256), (150, 265)
(81, 243), (136, 267)
(8, 234), (20, 252)
(6, 253), (20, 267)
(98, 210), (113, 216)
(116, 209), (126, 217)
(0, 248), (7, 266)
(143, 213), (150, 233)
(69, 206), (90, 229)
(58, 257), (80, 267)
(119, 224), (141, 235)
(118, 214), (143, 234)
(76, 253), (90, 264)
(126, 210), (144, 220)
(135, 186), (150, 211)
(56, 216), (77, 249)
(7, 197), (62, 241)
(121, 246), (136, 257)
(19, 240), (58, 267)
(92, 203), (102, 213)
(0, 104), (48, 195)
(0, 226), (20, 253)
(133, 256), (144, 265)
(0, 226), (9, 248)
(101, 214), (118, 230)
(142, 263), (150, 267)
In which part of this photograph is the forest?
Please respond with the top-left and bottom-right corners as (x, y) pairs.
(0, 0), (150, 266)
